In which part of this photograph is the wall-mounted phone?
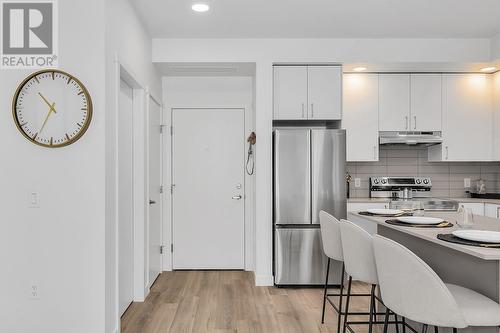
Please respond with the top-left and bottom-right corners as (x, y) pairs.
(246, 132), (256, 175)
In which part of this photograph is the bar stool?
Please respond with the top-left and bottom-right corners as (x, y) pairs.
(339, 219), (388, 333)
(320, 213), (398, 333)
(373, 235), (500, 333)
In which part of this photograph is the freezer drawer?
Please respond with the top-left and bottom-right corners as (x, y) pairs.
(274, 129), (311, 224)
(311, 129), (347, 223)
(274, 227), (342, 285)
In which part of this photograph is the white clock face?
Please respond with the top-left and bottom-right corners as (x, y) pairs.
(13, 70), (92, 147)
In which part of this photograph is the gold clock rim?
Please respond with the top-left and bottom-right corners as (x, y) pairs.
(12, 68), (93, 148)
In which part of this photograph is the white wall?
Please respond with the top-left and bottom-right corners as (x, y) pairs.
(491, 33), (500, 60)
(0, 1), (106, 332)
(162, 76), (256, 271)
(152, 37), (497, 286)
(494, 72), (500, 161)
(105, 0), (162, 332)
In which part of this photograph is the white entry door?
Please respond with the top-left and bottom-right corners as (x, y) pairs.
(148, 97), (162, 286)
(118, 79), (134, 316)
(172, 108), (245, 269)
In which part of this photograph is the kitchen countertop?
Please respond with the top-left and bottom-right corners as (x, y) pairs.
(348, 211), (500, 260)
(348, 197), (500, 205)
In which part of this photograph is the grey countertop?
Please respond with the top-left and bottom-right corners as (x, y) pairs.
(348, 211), (500, 260)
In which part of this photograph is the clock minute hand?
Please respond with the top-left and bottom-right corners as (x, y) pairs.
(38, 92), (57, 114)
(39, 102), (56, 135)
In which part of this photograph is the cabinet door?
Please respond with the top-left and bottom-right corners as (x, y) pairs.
(307, 66), (342, 120)
(485, 204), (500, 219)
(379, 74), (410, 131)
(440, 74), (493, 161)
(343, 74), (379, 161)
(273, 66), (308, 120)
(410, 74), (442, 131)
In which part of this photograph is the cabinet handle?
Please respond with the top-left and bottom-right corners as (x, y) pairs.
(405, 116), (408, 129)
(414, 116), (417, 130)
(311, 103), (314, 118)
(301, 103), (305, 118)
(497, 207), (500, 219)
(445, 146), (449, 160)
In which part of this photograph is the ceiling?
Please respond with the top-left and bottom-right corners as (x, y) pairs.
(132, 0), (500, 39)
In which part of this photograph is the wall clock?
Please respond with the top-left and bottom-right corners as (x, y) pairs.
(12, 69), (93, 148)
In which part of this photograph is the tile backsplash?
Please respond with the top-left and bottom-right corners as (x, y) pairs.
(347, 146), (500, 198)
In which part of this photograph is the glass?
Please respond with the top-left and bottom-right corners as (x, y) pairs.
(457, 206), (474, 228)
(411, 201), (425, 217)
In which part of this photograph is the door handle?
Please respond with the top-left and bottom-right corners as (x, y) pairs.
(232, 195), (242, 200)
(149, 199), (156, 205)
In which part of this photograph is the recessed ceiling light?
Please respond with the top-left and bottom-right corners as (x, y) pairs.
(192, 3), (210, 12)
(353, 67), (367, 72)
(480, 66), (496, 72)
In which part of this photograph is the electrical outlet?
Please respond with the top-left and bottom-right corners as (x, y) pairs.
(354, 178), (361, 188)
(29, 282), (40, 300)
(464, 178), (471, 188)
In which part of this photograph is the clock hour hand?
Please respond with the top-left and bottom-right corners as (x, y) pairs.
(39, 102), (56, 135)
(38, 92), (57, 114)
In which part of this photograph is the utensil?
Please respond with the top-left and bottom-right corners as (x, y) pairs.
(452, 230), (500, 244)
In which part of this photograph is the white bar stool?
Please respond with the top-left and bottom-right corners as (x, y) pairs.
(373, 235), (500, 333)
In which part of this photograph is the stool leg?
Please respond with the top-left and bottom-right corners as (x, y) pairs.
(337, 263), (345, 333)
(383, 307), (390, 333)
(321, 258), (330, 324)
(395, 314), (400, 333)
(402, 317), (406, 333)
(368, 284), (376, 333)
(422, 324), (428, 333)
(434, 326), (439, 333)
(342, 276), (353, 333)
(453, 329), (458, 333)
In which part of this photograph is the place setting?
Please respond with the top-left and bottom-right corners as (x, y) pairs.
(437, 207), (500, 248)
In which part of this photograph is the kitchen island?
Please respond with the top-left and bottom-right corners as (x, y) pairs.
(348, 211), (500, 333)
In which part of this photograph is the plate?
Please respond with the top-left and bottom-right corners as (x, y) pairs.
(452, 230), (500, 244)
(397, 217), (444, 225)
(366, 208), (404, 216)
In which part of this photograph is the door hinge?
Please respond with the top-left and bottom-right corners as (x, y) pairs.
(160, 185), (163, 194)
(160, 245), (165, 254)
(170, 126), (173, 136)
(160, 124), (168, 134)
(171, 244), (173, 253)
(170, 184), (175, 194)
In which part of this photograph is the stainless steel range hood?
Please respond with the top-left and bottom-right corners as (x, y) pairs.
(379, 131), (443, 146)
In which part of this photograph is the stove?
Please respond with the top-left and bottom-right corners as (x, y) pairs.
(370, 176), (432, 199)
(369, 176), (459, 211)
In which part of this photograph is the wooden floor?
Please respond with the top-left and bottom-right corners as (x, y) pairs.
(121, 271), (382, 333)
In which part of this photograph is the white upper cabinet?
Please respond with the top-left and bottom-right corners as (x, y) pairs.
(428, 74), (493, 161)
(410, 74), (442, 131)
(307, 66), (342, 120)
(273, 65), (342, 120)
(273, 66), (308, 120)
(343, 74), (379, 161)
(379, 74), (411, 131)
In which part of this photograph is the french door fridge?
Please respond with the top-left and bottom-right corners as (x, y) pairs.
(273, 129), (346, 285)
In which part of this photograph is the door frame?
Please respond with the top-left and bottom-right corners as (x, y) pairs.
(146, 94), (164, 289)
(113, 55), (162, 330)
(164, 106), (254, 272)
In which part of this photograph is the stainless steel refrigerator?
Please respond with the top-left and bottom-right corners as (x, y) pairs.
(273, 129), (346, 286)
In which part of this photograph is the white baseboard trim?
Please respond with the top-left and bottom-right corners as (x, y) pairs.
(254, 274), (274, 286)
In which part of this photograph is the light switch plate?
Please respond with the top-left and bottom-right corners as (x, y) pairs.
(354, 178), (361, 188)
(29, 192), (39, 208)
(464, 178), (471, 188)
